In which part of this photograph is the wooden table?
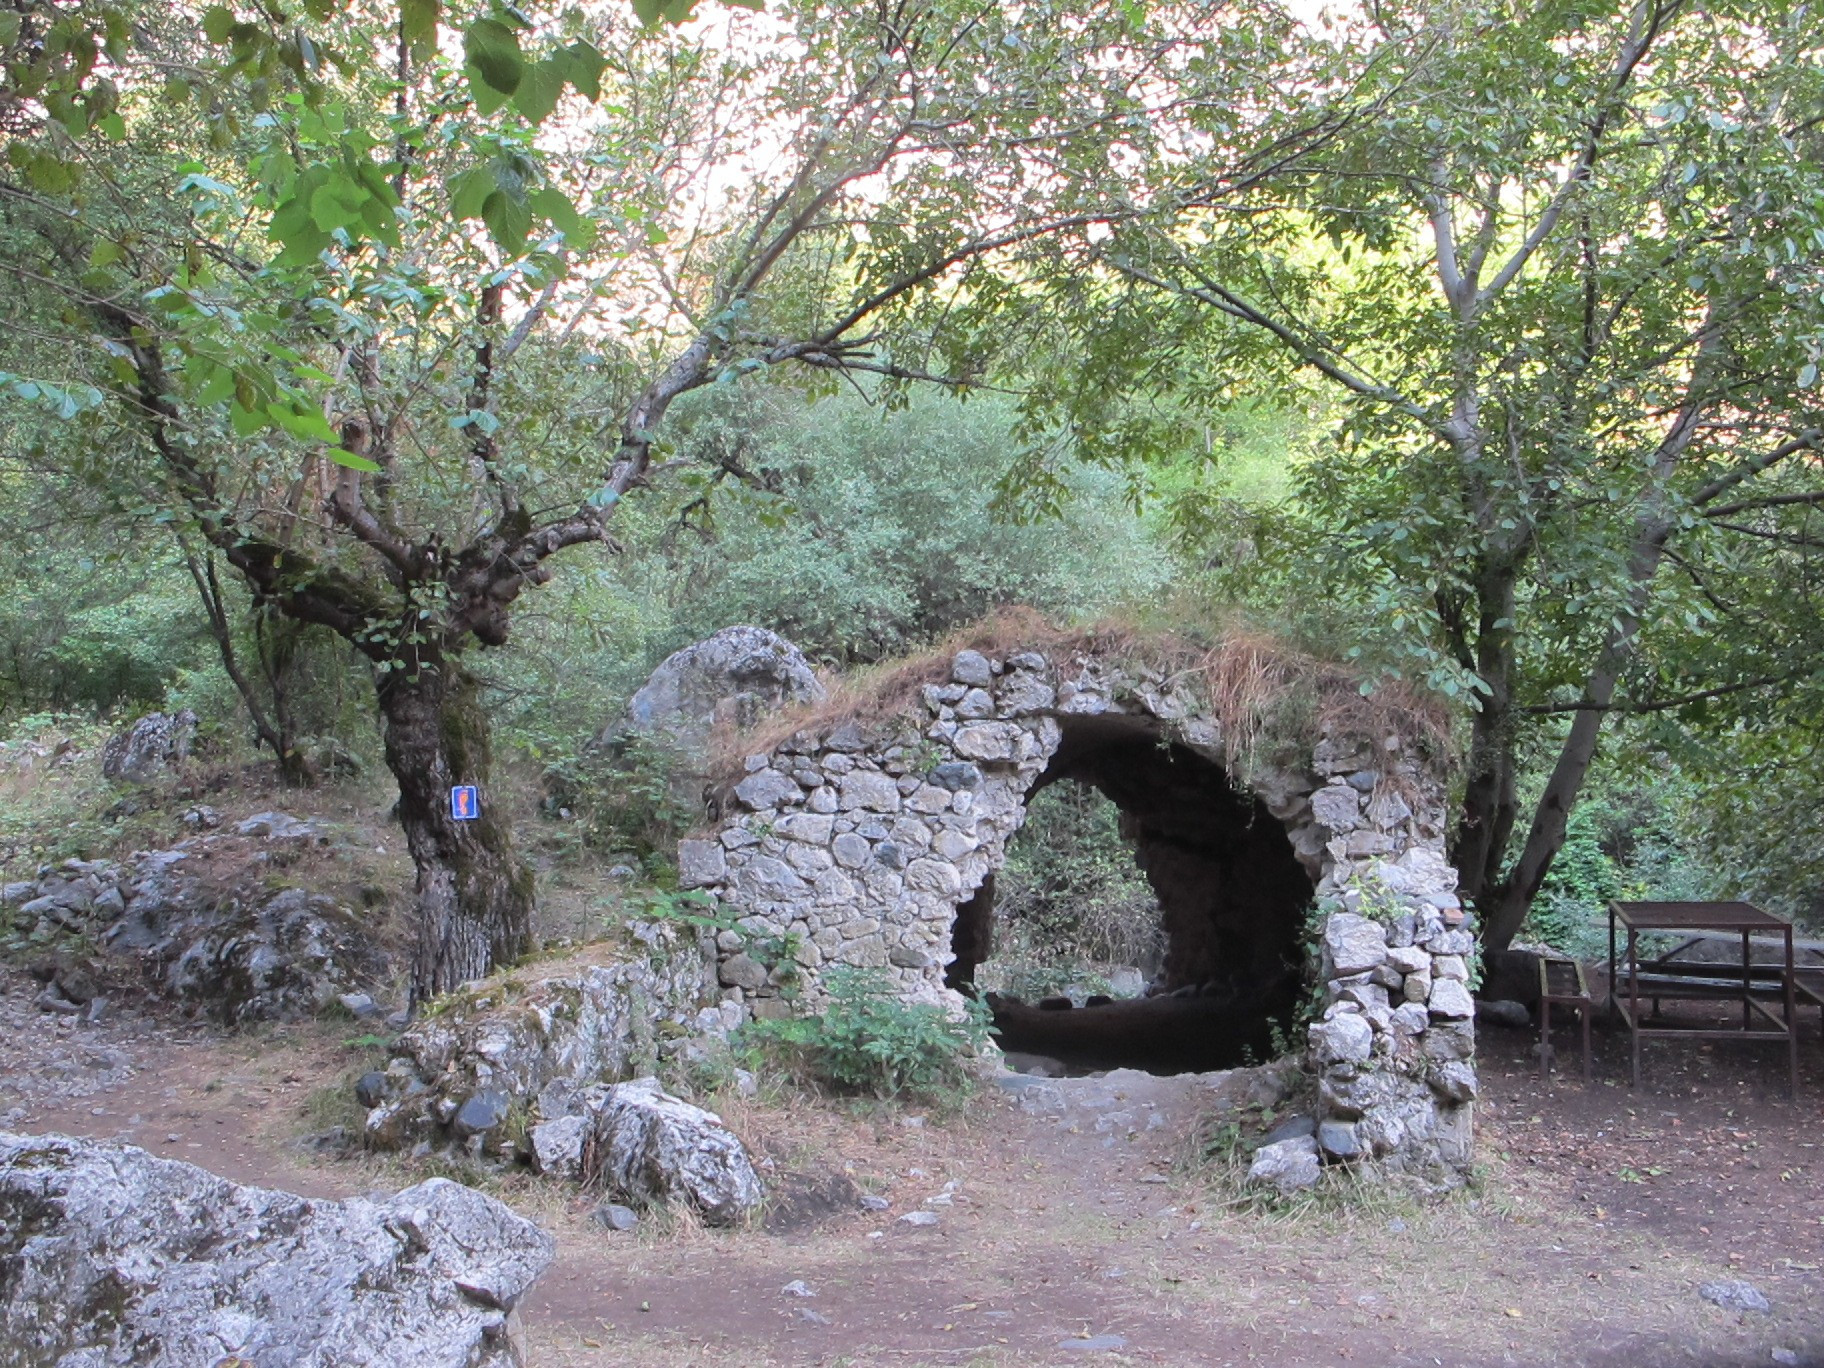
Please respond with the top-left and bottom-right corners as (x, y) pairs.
(1608, 900), (1799, 1096)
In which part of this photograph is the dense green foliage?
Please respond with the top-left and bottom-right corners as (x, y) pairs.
(989, 782), (1162, 993)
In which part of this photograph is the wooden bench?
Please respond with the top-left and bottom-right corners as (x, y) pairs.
(1618, 962), (1824, 1037)
(1538, 955), (1593, 1080)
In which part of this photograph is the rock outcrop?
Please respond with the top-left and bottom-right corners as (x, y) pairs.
(100, 709), (198, 783)
(0, 1130), (553, 1366)
(2, 825), (389, 1023)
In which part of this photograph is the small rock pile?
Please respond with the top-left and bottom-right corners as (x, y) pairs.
(0, 1130), (552, 1367)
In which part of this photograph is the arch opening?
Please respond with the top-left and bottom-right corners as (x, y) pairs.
(948, 714), (1316, 1076)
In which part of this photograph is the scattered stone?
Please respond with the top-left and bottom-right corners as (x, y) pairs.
(928, 761), (982, 791)
(1248, 1135), (1321, 1194)
(1477, 998), (1532, 1029)
(859, 1195), (890, 1211)
(1325, 914), (1389, 976)
(591, 1077), (762, 1226)
(609, 626), (824, 760)
(0, 1130), (552, 1367)
(719, 953), (769, 992)
(1057, 1335), (1129, 1352)
(898, 1210), (940, 1227)
(1263, 1115), (1317, 1146)
(1700, 1280), (1770, 1314)
(1310, 1013), (1373, 1065)
(1316, 1120), (1363, 1161)
(677, 839), (728, 889)
(453, 1089), (511, 1139)
(781, 1280), (816, 1298)
(354, 1071), (390, 1110)
(530, 1115), (590, 1180)
(339, 991), (381, 1018)
(235, 810), (323, 841)
(590, 1202), (640, 1232)
(1427, 978), (1476, 1020)
(950, 650), (993, 687)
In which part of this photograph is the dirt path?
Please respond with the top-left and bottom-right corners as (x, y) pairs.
(4, 969), (1822, 1367)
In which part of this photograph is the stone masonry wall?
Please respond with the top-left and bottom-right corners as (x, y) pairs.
(681, 644), (1478, 1181)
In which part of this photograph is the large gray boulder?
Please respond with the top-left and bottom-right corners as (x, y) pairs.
(591, 1076), (763, 1226)
(0, 1130), (553, 1366)
(100, 709), (198, 783)
(607, 625), (824, 756)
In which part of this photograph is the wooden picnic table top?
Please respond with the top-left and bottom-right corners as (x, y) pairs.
(1610, 900), (1792, 933)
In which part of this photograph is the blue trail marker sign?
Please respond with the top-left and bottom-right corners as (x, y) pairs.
(450, 785), (480, 821)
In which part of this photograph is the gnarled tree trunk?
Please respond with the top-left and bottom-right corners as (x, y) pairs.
(378, 662), (535, 1004)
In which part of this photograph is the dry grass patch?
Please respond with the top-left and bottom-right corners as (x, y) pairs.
(705, 606), (1453, 797)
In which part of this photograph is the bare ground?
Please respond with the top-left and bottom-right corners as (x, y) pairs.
(5, 962), (1822, 1368)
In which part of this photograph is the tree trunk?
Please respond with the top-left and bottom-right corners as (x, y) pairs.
(378, 661), (536, 1004)
(1480, 518), (1677, 951)
(1450, 558), (1521, 907)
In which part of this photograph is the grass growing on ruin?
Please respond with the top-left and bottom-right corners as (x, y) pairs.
(737, 967), (992, 1107)
(705, 606), (1454, 797)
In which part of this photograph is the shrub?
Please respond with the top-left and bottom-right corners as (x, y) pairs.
(739, 967), (990, 1103)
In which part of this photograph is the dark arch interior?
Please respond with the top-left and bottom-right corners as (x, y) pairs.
(948, 714), (1316, 1076)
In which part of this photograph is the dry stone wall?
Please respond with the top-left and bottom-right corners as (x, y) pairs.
(684, 644), (1478, 1183)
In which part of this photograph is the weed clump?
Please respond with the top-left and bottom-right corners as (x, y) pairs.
(738, 967), (990, 1105)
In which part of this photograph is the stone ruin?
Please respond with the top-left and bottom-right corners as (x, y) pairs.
(679, 640), (1479, 1183)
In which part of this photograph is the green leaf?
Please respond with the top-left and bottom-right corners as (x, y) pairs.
(513, 56), (567, 125)
(464, 18), (524, 96)
(481, 189), (532, 251)
(631, 0), (697, 23)
(562, 40), (606, 102)
(201, 5), (235, 44)
(401, 0), (439, 45)
(229, 400), (265, 437)
(469, 71), (513, 116)
(194, 364), (237, 407)
(308, 178), (366, 231)
(326, 446), (381, 472)
(89, 239), (122, 268)
(529, 186), (595, 248)
(448, 166), (495, 221)
(269, 402), (339, 443)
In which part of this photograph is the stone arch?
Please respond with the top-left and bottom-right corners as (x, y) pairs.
(681, 640), (1478, 1182)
